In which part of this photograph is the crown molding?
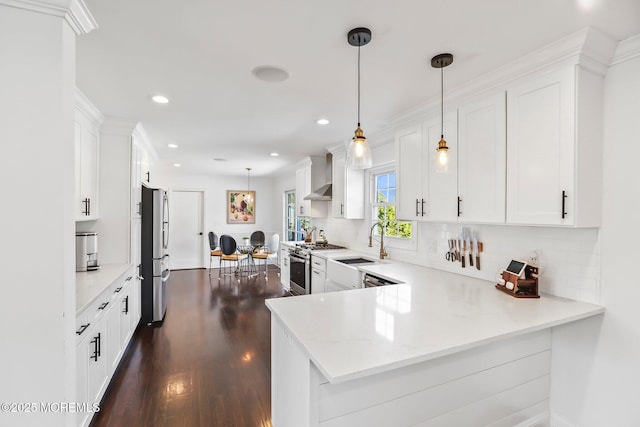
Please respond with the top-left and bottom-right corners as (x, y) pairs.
(387, 26), (618, 128)
(101, 118), (159, 161)
(0, 0), (97, 35)
(610, 33), (640, 66)
(74, 88), (103, 126)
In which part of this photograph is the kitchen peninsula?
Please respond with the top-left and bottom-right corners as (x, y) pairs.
(266, 264), (604, 426)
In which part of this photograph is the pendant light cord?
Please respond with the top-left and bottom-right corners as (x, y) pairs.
(357, 42), (361, 126)
(440, 65), (444, 138)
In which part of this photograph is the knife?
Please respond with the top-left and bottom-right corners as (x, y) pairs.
(460, 232), (465, 268)
(473, 230), (480, 270)
(466, 228), (473, 267)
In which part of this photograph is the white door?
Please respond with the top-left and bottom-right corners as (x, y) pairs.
(170, 190), (204, 269)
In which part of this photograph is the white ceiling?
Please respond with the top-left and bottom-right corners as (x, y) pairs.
(76, 0), (640, 178)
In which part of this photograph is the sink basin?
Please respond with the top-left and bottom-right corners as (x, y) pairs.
(335, 257), (376, 265)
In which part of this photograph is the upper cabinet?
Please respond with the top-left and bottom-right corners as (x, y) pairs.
(75, 90), (104, 222)
(331, 149), (364, 219)
(395, 111), (458, 222)
(505, 67), (603, 226)
(393, 27), (613, 227)
(458, 92), (506, 223)
(295, 156), (328, 218)
(396, 124), (425, 220)
(295, 161), (311, 217)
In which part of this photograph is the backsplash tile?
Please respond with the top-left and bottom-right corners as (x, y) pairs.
(315, 217), (601, 304)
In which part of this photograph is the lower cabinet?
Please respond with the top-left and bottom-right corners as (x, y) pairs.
(310, 255), (327, 294)
(76, 267), (138, 427)
(280, 249), (290, 290)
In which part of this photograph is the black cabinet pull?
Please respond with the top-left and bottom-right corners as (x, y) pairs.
(97, 332), (101, 358)
(114, 287), (122, 293)
(87, 198), (91, 216)
(415, 199), (420, 217)
(561, 190), (567, 219)
(457, 197), (462, 217)
(126, 276), (132, 282)
(82, 198), (90, 216)
(341, 203), (344, 216)
(146, 171), (150, 182)
(421, 199), (426, 216)
(98, 302), (109, 310)
(76, 323), (90, 336)
(90, 334), (99, 361)
(124, 296), (129, 314)
(137, 201), (142, 216)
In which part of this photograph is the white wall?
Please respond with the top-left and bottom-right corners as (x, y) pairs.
(549, 35), (640, 427)
(154, 170), (282, 266)
(0, 5), (76, 427)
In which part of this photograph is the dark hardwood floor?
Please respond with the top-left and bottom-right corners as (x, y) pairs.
(90, 267), (287, 427)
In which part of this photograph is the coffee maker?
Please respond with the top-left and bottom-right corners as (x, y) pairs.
(76, 232), (99, 272)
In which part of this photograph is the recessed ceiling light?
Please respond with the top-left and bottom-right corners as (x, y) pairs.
(316, 118), (330, 125)
(168, 144), (178, 148)
(173, 163), (181, 167)
(152, 95), (169, 104)
(270, 152), (279, 157)
(213, 158), (227, 162)
(251, 66), (290, 83)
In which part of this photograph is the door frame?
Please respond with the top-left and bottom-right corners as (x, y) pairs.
(168, 188), (206, 269)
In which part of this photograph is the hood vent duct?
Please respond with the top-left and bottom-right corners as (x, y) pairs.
(304, 153), (333, 201)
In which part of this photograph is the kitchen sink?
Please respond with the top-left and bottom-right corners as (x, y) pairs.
(335, 257), (376, 265)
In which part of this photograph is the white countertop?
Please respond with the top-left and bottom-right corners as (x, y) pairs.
(266, 263), (604, 384)
(76, 263), (132, 313)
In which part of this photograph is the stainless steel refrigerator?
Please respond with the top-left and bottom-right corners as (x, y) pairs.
(141, 186), (170, 324)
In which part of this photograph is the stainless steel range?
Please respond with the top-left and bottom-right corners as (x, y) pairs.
(288, 243), (346, 295)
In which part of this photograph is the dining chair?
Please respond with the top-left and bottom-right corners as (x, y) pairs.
(252, 233), (279, 279)
(208, 232), (222, 276)
(219, 235), (248, 281)
(250, 230), (265, 250)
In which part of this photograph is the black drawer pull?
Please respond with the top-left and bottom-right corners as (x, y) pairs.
(76, 323), (90, 336)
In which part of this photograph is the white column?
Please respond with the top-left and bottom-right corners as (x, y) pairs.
(0, 2), (95, 426)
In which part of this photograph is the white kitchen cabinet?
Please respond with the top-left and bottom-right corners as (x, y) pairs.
(76, 266), (137, 427)
(295, 165), (311, 217)
(310, 255), (327, 294)
(424, 112), (458, 222)
(75, 90), (103, 221)
(506, 66), (603, 226)
(395, 112), (457, 222)
(396, 124), (425, 221)
(330, 150), (364, 219)
(280, 248), (290, 290)
(457, 92), (507, 223)
(130, 140), (142, 219)
(295, 156), (330, 218)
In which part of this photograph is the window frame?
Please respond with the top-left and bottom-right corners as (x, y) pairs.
(369, 165), (416, 250)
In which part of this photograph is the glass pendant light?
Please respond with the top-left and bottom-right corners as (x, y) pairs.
(245, 168), (253, 203)
(431, 53), (453, 167)
(346, 27), (373, 169)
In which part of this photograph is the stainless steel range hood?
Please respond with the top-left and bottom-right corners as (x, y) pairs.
(304, 153), (333, 201)
(304, 182), (332, 201)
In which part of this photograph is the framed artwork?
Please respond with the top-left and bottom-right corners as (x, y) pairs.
(227, 190), (256, 224)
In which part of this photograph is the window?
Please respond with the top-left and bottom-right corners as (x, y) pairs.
(285, 190), (297, 241)
(372, 171), (412, 239)
(285, 190), (309, 242)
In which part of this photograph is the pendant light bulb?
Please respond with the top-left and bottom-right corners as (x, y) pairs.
(431, 53), (453, 168)
(437, 138), (449, 166)
(245, 168), (253, 203)
(346, 28), (373, 169)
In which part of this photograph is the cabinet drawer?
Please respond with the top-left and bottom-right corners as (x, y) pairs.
(75, 310), (91, 344)
(110, 272), (133, 301)
(89, 291), (110, 322)
(311, 256), (326, 272)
